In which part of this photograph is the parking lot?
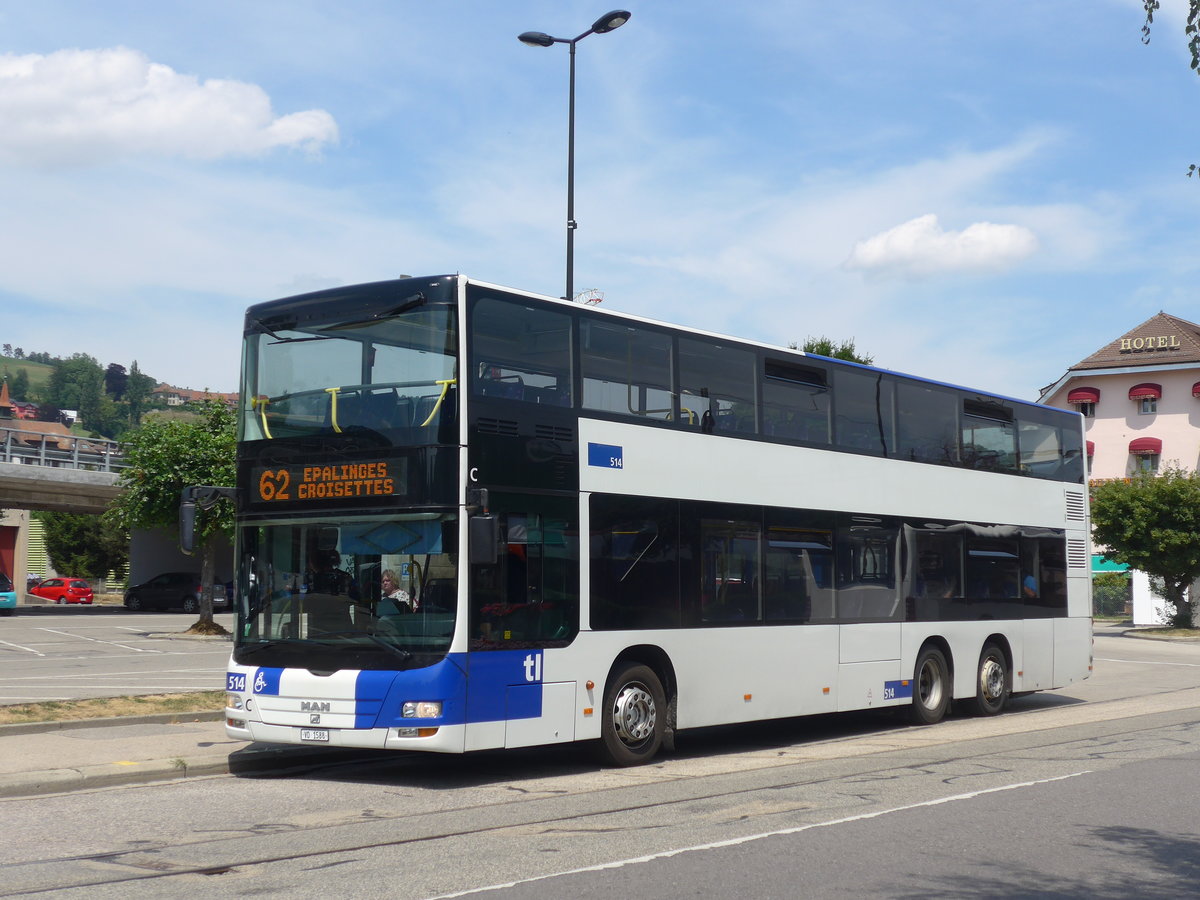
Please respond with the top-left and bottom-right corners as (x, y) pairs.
(0, 610), (232, 702)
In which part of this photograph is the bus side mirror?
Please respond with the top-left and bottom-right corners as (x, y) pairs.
(179, 495), (197, 555)
(469, 515), (499, 565)
(178, 485), (236, 556)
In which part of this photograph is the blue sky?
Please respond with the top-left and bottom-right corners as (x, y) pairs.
(1, 1), (1198, 398)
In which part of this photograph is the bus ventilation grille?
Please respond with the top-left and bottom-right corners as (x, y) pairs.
(1064, 489), (1087, 523)
(477, 417), (520, 436)
(1066, 538), (1089, 569)
(535, 424), (574, 443)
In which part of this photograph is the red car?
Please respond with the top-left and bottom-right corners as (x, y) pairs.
(29, 578), (94, 604)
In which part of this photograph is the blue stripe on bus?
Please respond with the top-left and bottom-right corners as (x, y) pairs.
(350, 651), (545, 728)
(247, 653), (548, 728)
(884, 679), (913, 701)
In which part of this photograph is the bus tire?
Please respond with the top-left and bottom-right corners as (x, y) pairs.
(599, 663), (665, 766)
(910, 645), (950, 725)
(971, 643), (1010, 716)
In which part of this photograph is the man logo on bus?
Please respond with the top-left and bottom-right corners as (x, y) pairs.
(523, 652), (543, 683)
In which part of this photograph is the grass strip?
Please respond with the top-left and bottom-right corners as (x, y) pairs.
(0, 691), (225, 725)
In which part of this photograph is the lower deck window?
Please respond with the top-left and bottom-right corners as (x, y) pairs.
(589, 493), (1070, 629)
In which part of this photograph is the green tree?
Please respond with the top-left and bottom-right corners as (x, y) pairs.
(125, 360), (156, 428)
(8, 369), (30, 402)
(106, 401), (236, 633)
(38, 512), (129, 581)
(1092, 572), (1131, 618)
(1143, 1), (1200, 176)
(1090, 466), (1200, 628)
(49, 353), (105, 428)
(104, 363), (128, 400)
(790, 336), (875, 365)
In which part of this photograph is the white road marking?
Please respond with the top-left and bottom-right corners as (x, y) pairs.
(1096, 656), (1200, 668)
(0, 639), (45, 656)
(36, 628), (164, 653)
(431, 771), (1093, 899)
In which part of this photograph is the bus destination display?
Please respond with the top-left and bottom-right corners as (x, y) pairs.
(255, 461), (400, 503)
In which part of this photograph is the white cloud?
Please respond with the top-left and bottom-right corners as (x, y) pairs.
(0, 47), (338, 167)
(844, 214), (1039, 278)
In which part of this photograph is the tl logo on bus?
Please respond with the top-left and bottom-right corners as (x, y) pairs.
(523, 653), (543, 683)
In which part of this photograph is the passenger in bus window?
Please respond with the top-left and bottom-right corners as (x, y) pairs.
(306, 549), (358, 599)
(916, 553), (954, 598)
(380, 569), (415, 613)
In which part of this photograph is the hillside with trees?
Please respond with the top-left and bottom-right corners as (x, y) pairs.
(1, 346), (164, 439)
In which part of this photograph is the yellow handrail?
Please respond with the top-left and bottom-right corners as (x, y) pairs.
(324, 387), (343, 433)
(251, 395), (273, 439)
(420, 379), (457, 427)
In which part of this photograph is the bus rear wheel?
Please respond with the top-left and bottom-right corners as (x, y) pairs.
(599, 663), (665, 766)
(970, 643), (1010, 716)
(910, 646), (950, 725)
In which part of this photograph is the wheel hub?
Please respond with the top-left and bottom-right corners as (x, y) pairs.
(980, 658), (1005, 700)
(612, 683), (656, 745)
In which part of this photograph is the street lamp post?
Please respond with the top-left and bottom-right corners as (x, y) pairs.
(519, 10), (631, 302)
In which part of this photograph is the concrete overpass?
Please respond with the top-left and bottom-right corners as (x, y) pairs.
(0, 425), (125, 514)
(0, 462), (122, 515)
(0, 430), (232, 594)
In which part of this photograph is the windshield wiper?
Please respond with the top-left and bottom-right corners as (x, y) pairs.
(382, 291), (427, 318)
(247, 318), (331, 345)
(328, 292), (430, 331)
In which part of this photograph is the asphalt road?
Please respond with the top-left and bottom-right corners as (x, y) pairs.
(0, 627), (1197, 898)
(0, 612), (233, 701)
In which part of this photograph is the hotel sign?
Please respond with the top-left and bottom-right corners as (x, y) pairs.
(1120, 335), (1180, 353)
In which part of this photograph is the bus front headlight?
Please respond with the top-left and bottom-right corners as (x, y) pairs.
(402, 701), (442, 719)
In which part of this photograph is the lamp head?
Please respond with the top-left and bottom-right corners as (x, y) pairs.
(591, 10), (631, 34)
(518, 31), (555, 47)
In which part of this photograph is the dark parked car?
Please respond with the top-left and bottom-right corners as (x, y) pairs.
(124, 573), (227, 612)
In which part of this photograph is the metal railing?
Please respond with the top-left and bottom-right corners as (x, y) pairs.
(0, 424), (126, 472)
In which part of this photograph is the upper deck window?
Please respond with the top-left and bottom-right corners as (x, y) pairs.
(895, 383), (959, 466)
(679, 337), (756, 435)
(761, 360), (829, 444)
(581, 320), (674, 420)
(961, 400), (1017, 473)
(471, 297), (572, 407)
(832, 367), (895, 456)
(242, 302), (457, 442)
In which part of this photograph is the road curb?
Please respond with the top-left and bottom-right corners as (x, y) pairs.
(0, 744), (376, 801)
(0, 743), (366, 799)
(0, 710), (225, 737)
(1118, 630), (1200, 643)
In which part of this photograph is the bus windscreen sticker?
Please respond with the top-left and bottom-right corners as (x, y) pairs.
(587, 443), (624, 469)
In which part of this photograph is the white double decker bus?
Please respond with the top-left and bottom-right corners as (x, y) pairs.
(221, 275), (1092, 765)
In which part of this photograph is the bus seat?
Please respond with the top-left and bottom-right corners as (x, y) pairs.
(480, 377), (524, 401)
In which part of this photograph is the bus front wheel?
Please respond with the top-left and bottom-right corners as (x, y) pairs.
(599, 663), (665, 766)
(910, 646), (950, 725)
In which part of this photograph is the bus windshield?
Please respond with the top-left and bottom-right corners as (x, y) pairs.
(242, 302), (457, 443)
(234, 513), (458, 670)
